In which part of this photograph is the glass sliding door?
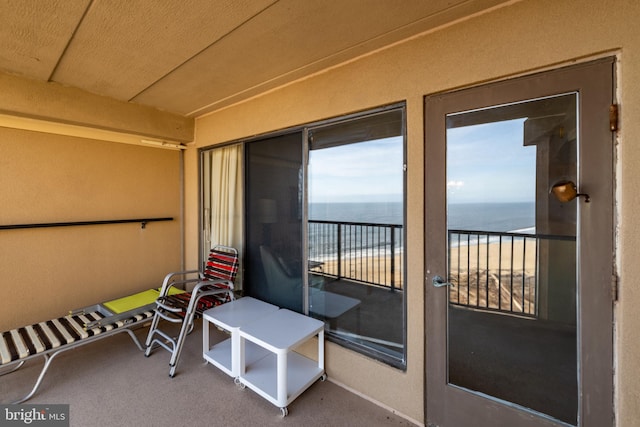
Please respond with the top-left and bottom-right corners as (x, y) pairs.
(245, 131), (304, 312)
(200, 105), (408, 368)
(307, 106), (406, 367)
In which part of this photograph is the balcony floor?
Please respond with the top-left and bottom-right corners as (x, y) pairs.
(1, 321), (414, 426)
(317, 277), (404, 352)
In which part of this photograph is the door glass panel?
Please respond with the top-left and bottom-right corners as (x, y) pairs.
(446, 94), (578, 425)
(245, 132), (304, 312)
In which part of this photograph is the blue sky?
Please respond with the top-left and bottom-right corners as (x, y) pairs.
(307, 119), (535, 205)
(446, 118), (536, 204)
(308, 136), (403, 203)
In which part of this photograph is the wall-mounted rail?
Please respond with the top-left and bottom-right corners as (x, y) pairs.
(0, 217), (173, 230)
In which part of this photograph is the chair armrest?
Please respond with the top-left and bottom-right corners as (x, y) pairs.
(158, 270), (200, 295)
(193, 279), (234, 292)
(185, 281), (235, 314)
(155, 299), (185, 313)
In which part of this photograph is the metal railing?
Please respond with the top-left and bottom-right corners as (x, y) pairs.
(448, 229), (575, 317)
(308, 220), (404, 291)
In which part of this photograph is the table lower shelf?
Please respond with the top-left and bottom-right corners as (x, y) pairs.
(238, 351), (324, 408)
(203, 338), (271, 377)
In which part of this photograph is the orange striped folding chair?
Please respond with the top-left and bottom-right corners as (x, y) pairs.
(144, 245), (238, 377)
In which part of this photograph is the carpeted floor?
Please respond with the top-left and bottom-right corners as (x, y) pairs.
(1, 321), (415, 427)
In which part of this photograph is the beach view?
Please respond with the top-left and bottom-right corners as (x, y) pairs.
(448, 235), (537, 315)
(309, 201), (536, 314)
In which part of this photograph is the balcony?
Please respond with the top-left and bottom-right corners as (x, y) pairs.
(306, 220), (576, 372)
(448, 229), (576, 319)
(308, 220), (404, 291)
(2, 322), (411, 425)
(308, 220), (576, 320)
(307, 220), (404, 365)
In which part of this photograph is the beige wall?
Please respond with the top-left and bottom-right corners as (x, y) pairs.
(0, 72), (191, 331)
(0, 128), (183, 331)
(188, 0), (640, 424)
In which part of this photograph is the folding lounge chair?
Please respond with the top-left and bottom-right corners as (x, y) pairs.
(0, 291), (160, 404)
(144, 245), (238, 377)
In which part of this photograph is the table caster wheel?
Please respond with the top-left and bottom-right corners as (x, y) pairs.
(280, 407), (288, 417)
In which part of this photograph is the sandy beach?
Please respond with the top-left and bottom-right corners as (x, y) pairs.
(450, 238), (537, 273)
(313, 238), (537, 313)
(313, 254), (404, 290)
(448, 239), (537, 314)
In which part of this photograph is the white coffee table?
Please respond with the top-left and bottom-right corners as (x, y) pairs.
(202, 297), (279, 378)
(237, 309), (325, 416)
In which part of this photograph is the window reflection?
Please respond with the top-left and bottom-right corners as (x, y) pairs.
(308, 107), (406, 367)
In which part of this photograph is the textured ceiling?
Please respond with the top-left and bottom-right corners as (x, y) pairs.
(0, 0), (509, 118)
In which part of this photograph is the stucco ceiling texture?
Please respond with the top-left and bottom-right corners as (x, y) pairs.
(0, 0), (508, 117)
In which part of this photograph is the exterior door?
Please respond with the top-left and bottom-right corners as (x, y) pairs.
(425, 58), (615, 427)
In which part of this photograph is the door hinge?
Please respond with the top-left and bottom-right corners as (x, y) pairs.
(609, 104), (619, 132)
(611, 274), (619, 302)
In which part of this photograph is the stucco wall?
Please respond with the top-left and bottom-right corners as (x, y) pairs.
(0, 128), (183, 332)
(0, 64), (191, 332)
(188, 0), (640, 424)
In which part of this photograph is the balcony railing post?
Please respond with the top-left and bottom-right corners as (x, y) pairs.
(390, 226), (396, 292)
(337, 224), (342, 280)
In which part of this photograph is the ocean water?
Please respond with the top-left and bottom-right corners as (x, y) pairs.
(310, 201), (535, 232)
(447, 202), (536, 248)
(308, 201), (535, 257)
(447, 202), (535, 233)
(310, 202), (403, 225)
(309, 202), (402, 259)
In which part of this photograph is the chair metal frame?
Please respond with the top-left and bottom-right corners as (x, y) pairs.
(1, 306), (152, 404)
(144, 245), (238, 377)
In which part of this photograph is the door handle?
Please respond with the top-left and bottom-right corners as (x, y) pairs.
(432, 275), (453, 288)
